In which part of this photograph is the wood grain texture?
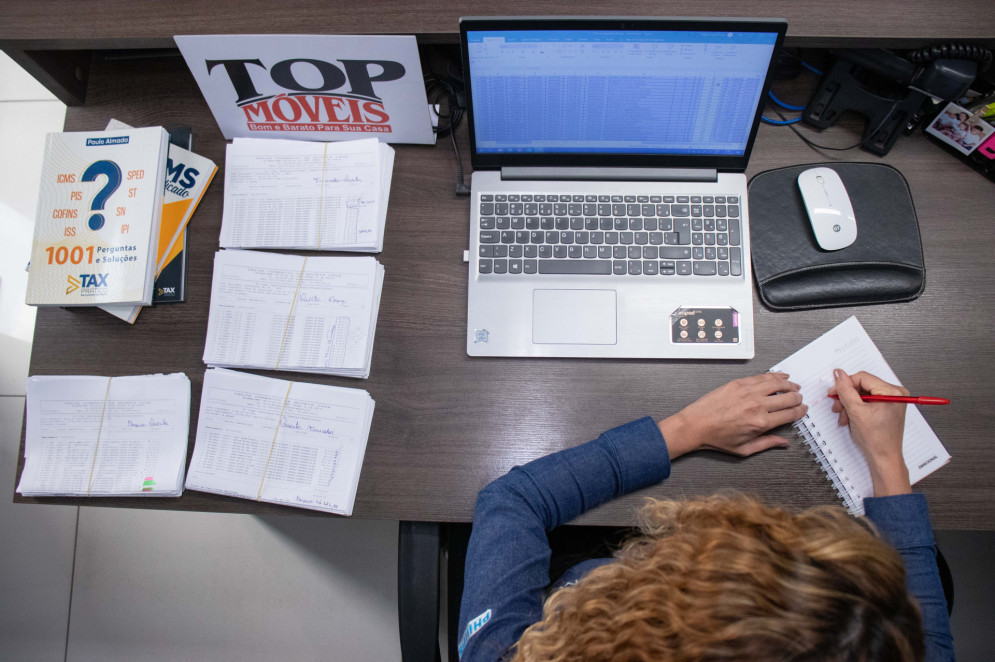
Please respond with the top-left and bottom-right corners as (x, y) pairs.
(13, 50), (995, 529)
(2, 3), (990, 106)
(1, 0), (993, 47)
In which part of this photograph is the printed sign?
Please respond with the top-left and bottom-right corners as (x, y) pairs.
(175, 34), (435, 144)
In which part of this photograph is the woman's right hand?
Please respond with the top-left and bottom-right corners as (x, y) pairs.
(828, 369), (912, 497)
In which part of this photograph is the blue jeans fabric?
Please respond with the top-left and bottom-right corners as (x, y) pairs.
(457, 417), (954, 661)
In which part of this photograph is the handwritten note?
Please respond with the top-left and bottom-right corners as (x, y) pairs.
(17, 373), (191, 497)
(772, 317), (950, 515)
(220, 137), (394, 252)
(184, 368), (374, 516)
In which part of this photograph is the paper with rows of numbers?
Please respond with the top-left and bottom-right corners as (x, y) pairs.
(219, 137), (393, 252)
(18, 373), (190, 496)
(771, 316), (950, 516)
(184, 368), (374, 516)
(202, 249), (384, 378)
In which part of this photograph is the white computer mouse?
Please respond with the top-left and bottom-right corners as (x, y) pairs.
(797, 167), (857, 250)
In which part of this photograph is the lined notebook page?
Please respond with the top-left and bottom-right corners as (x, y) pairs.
(772, 316), (950, 515)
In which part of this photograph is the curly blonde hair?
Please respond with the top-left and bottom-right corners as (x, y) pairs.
(511, 494), (924, 662)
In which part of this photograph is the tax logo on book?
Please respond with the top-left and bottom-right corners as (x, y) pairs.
(175, 34), (434, 144)
(66, 274), (80, 294)
(66, 273), (110, 297)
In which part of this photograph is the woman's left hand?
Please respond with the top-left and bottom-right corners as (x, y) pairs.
(658, 372), (807, 460)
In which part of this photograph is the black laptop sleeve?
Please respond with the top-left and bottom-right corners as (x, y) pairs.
(748, 162), (925, 311)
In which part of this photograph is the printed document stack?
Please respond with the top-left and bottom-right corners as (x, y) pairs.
(185, 368), (375, 516)
(202, 249), (384, 378)
(219, 137), (393, 252)
(17, 373), (191, 497)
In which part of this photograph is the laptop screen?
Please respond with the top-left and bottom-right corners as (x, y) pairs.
(461, 18), (786, 171)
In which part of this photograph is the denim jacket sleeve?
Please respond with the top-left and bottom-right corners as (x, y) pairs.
(456, 417), (671, 661)
(864, 493), (956, 661)
(457, 421), (955, 662)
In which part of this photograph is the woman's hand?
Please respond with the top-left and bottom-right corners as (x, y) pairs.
(658, 372), (807, 460)
(829, 369), (912, 497)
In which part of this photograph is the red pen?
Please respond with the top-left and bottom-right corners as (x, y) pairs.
(828, 394), (950, 405)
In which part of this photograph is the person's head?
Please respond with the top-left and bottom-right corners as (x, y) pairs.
(957, 112), (969, 121)
(970, 125), (985, 136)
(512, 494), (924, 662)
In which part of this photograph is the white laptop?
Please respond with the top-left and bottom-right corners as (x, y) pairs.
(461, 17), (786, 359)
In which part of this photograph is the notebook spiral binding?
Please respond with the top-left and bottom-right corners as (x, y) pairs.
(796, 417), (860, 514)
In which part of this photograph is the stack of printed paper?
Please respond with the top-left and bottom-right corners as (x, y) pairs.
(202, 249), (384, 378)
(17, 373), (191, 497)
(185, 368), (375, 516)
(219, 137), (393, 252)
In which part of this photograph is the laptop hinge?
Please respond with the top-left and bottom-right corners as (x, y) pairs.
(501, 167), (718, 182)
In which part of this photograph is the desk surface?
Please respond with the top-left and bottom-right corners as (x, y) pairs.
(14, 49), (995, 529)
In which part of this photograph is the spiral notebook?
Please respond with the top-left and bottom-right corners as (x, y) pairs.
(771, 316), (950, 516)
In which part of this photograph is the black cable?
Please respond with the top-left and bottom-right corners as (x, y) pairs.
(767, 87), (901, 153)
(425, 68), (470, 195)
(450, 126), (469, 195)
(773, 109), (864, 151)
(770, 46), (971, 153)
(762, 115), (802, 125)
(425, 74), (463, 137)
(904, 43), (993, 74)
(775, 49), (827, 79)
(768, 90), (807, 111)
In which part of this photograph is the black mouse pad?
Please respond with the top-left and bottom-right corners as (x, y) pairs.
(748, 162), (925, 311)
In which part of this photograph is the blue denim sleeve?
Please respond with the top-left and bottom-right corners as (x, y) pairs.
(864, 494), (956, 661)
(456, 417), (671, 661)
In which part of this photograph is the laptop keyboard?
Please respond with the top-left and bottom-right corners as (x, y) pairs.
(477, 193), (742, 277)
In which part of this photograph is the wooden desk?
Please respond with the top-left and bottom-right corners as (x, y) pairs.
(2, 1), (993, 105)
(12, 42), (995, 529)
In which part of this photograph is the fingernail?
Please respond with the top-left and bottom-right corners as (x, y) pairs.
(833, 369), (842, 380)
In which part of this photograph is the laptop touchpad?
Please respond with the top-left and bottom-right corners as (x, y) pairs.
(532, 289), (617, 345)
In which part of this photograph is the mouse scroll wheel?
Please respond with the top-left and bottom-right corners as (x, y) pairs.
(816, 175), (824, 184)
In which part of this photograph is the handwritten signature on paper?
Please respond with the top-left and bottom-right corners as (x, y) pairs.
(127, 418), (169, 429)
(298, 292), (348, 305)
(280, 419), (335, 437)
(295, 495), (339, 509)
(311, 175), (362, 185)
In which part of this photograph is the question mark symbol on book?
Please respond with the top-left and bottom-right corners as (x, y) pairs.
(80, 160), (122, 231)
